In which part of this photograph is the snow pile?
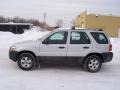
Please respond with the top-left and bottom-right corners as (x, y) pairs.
(0, 28), (49, 49)
(110, 38), (120, 53)
(20, 28), (49, 41)
(110, 38), (120, 63)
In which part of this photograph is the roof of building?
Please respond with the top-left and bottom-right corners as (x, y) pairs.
(78, 11), (120, 18)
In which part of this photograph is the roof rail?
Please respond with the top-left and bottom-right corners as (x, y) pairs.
(88, 28), (103, 31)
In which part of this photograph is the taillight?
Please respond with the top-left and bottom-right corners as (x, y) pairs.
(109, 44), (112, 51)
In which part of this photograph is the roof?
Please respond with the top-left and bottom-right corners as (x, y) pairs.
(54, 28), (104, 32)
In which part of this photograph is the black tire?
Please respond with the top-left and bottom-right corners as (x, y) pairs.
(17, 53), (36, 71)
(84, 55), (102, 73)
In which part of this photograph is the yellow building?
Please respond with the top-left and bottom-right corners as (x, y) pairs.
(75, 11), (120, 37)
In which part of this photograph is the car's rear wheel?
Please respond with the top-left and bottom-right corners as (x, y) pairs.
(84, 55), (102, 73)
(17, 53), (36, 70)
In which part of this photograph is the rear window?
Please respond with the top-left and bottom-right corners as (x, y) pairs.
(91, 32), (108, 44)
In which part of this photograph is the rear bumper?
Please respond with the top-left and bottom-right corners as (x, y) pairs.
(101, 52), (113, 63)
(9, 50), (18, 62)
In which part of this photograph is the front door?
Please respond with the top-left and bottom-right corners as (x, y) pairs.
(40, 31), (68, 56)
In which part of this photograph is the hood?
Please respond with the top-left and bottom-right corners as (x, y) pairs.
(13, 40), (36, 47)
(14, 40), (34, 45)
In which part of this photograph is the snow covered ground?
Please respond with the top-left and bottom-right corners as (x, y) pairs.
(0, 29), (120, 90)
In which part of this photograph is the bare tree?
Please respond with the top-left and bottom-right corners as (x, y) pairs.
(71, 19), (75, 28)
(0, 16), (6, 23)
(13, 16), (20, 23)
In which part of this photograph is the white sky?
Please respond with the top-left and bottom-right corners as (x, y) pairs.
(0, 0), (120, 26)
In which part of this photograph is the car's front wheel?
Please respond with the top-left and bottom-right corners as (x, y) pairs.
(17, 53), (36, 70)
(84, 55), (102, 73)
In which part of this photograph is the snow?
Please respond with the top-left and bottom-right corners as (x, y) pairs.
(0, 29), (120, 90)
(0, 27), (49, 49)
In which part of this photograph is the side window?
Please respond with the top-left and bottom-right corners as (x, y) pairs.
(50, 32), (64, 40)
(91, 32), (108, 44)
(70, 31), (90, 44)
(43, 31), (68, 44)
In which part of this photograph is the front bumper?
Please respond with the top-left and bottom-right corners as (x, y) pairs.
(9, 50), (18, 62)
(101, 52), (113, 63)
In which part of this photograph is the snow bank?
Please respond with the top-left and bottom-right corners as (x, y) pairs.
(110, 38), (120, 63)
(20, 28), (49, 41)
(110, 38), (120, 53)
(0, 27), (49, 49)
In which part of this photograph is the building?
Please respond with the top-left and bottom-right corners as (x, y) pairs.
(0, 22), (33, 34)
(75, 11), (120, 37)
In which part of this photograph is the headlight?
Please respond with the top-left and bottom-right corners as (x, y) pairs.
(10, 46), (16, 51)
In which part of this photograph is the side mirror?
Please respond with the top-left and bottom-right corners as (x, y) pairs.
(42, 39), (49, 44)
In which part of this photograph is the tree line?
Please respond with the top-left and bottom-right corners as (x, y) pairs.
(0, 16), (66, 30)
(0, 16), (50, 28)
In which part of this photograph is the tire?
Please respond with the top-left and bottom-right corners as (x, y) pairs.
(84, 55), (102, 73)
(17, 53), (36, 71)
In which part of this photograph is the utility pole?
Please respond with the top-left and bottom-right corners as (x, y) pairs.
(43, 12), (46, 30)
(44, 12), (46, 23)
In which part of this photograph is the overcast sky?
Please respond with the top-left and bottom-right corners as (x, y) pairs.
(0, 0), (120, 25)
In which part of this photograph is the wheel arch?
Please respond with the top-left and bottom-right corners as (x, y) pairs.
(83, 53), (104, 64)
(17, 50), (37, 62)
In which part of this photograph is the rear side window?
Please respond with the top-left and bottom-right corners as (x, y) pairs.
(70, 31), (91, 44)
(91, 32), (108, 44)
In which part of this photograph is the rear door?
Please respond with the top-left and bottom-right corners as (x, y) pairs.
(67, 31), (92, 57)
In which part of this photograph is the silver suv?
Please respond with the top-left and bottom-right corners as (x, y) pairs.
(9, 29), (113, 73)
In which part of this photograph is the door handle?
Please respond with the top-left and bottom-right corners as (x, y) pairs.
(58, 46), (65, 49)
(83, 46), (89, 49)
